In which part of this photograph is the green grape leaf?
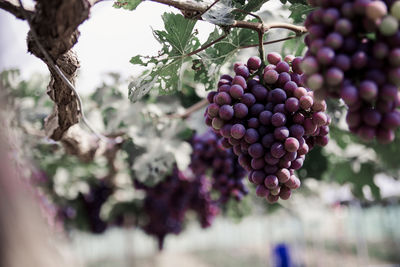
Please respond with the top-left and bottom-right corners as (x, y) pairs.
(281, 34), (306, 56)
(194, 26), (258, 90)
(288, 3), (314, 23)
(233, 0), (270, 19)
(371, 129), (400, 172)
(113, 0), (142, 10)
(128, 13), (200, 102)
(328, 161), (354, 185)
(300, 146), (328, 180)
(347, 162), (380, 200)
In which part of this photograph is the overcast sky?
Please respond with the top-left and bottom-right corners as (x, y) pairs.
(0, 0), (288, 94)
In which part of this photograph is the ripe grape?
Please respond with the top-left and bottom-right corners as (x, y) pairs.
(190, 130), (248, 204)
(303, 0), (400, 143)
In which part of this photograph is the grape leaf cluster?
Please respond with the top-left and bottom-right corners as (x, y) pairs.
(302, 0), (400, 143)
(205, 53), (330, 203)
(190, 130), (249, 203)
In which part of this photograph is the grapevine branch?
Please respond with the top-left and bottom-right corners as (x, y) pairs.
(168, 99), (208, 119)
(186, 31), (228, 57)
(18, 0), (107, 142)
(0, 0), (33, 19)
(148, 0), (306, 60)
(149, 0), (306, 35)
(240, 34), (304, 49)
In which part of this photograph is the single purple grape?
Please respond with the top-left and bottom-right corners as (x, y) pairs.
(231, 124), (246, 139)
(233, 103), (249, 119)
(271, 112), (287, 127)
(263, 70), (279, 84)
(285, 97), (300, 113)
(248, 143), (264, 158)
(274, 126), (290, 141)
(262, 134), (275, 148)
(241, 93), (256, 107)
(317, 47), (335, 65)
(244, 128), (259, 144)
(229, 84), (244, 99)
(219, 105), (234, 120)
(247, 56), (262, 70)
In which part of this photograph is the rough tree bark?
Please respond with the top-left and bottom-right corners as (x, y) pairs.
(26, 0), (92, 140)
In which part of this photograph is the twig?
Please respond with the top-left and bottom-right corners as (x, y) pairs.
(233, 8), (263, 24)
(239, 34), (304, 49)
(186, 31), (228, 57)
(148, 0), (307, 35)
(169, 99), (208, 119)
(0, 0), (33, 20)
(258, 31), (265, 62)
(265, 22), (307, 34)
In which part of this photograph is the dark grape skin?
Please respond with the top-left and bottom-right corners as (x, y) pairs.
(271, 113), (286, 127)
(300, 1), (400, 144)
(241, 93), (256, 107)
(231, 124), (246, 139)
(230, 85), (244, 99)
(317, 47), (335, 65)
(247, 56), (262, 70)
(245, 128), (260, 144)
(259, 110), (273, 125)
(264, 70), (279, 84)
(234, 103), (249, 119)
(267, 52), (282, 65)
(219, 105), (234, 120)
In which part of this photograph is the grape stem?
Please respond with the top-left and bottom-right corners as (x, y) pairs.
(258, 31), (266, 63)
(168, 99), (208, 119)
(186, 31), (228, 57)
(240, 34), (305, 49)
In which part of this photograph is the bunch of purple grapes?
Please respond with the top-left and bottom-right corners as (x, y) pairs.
(75, 179), (113, 234)
(135, 167), (218, 250)
(205, 53), (330, 203)
(190, 130), (248, 203)
(302, 0), (400, 143)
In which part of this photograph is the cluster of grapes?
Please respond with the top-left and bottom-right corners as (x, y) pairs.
(76, 180), (113, 234)
(302, 0), (400, 143)
(56, 180), (113, 234)
(190, 130), (248, 203)
(205, 53), (330, 203)
(134, 167), (218, 250)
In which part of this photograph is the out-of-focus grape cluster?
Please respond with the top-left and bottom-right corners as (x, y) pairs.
(190, 130), (248, 203)
(56, 179), (113, 234)
(302, 0), (400, 143)
(134, 167), (219, 250)
(205, 53), (330, 203)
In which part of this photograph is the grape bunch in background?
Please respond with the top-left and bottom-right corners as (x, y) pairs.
(190, 130), (248, 203)
(302, 0), (400, 143)
(57, 179), (113, 234)
(134, 167), (218, 250)
(205, 53), (330, 203)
